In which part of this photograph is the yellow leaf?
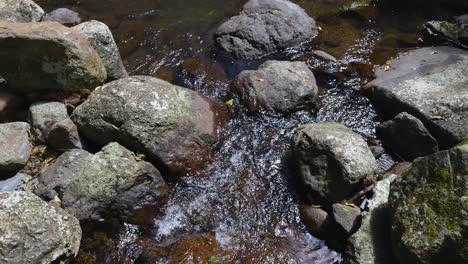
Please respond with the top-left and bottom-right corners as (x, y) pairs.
(225, 99), (234, 106)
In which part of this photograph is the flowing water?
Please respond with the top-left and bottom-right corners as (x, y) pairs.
(32, 0), (468, 263)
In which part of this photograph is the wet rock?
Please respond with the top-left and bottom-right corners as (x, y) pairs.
(232, 60), (318, 114)
(389, 143), (468, 264)
(0, 22), (106, 94)
(292, 123), (377, 204)
(28, 101), (68, 137)
(73, 20), (128, 81)
(377, 112), (439, 161)
(0, 0), (44, 23)
(423, 21), (462, 45)
(299, 205), (331, 238)
(0, 191), (81, 264)
(365, 47), (468, 148)
(47, 118), (83, 151)
(0, 122), (31, 176)
(310, 50), (338, 62)
(42, 8), (82, 26)
(33, 143), (169, 223)
(0, 91), (26, 122)
(343, 175), (398, 264)
(72, 76), (224, 176)
(168, 235), (232, 264)
(332, 203), (362, 238)
(215, 0), (318, 59)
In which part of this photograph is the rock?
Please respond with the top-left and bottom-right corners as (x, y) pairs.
(377, 112), (439, 161)
(33, 143), (169, 222)
(46, 118), (83, 151)
(0, 91), (26, 122)
(73, 20), (128, 81)
(0, 122), (31, 176)
(343, 175), (398, 264)
(292, 123), (377, 204)
(232, 60), (318, 114)
(389, 143), (468, 264)
(332, 204), (362, 238)
(72, 76), (224, 176)
(423, 21), (461, 45)
(365, 47), (468, 148)
(0, 22), (106, 94)
(0, 0), (44, 23)
(0, 173), (26, 191)
(0, 191), (81, 264)
(42, 8), (82, 26)
(215, 0), (318, 59)
(299, 205), (331, 238)
(28, 101), (68, 137)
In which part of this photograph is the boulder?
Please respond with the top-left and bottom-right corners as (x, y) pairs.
(42, 8), (82, 26)
(28, 101), (68, 137)
(0, 122), (31, 176)
(72, 76), (224, 176)
(377, 112), (439, 161)
(73, 20), (128, 81)
(0, 191), (81, 264)
(343, 175), (398, 264)
(0, 21), (106, 94)
(0, 173), (26, 192)
(292, 123), (377, 204)
(299, 205), (331, 238)
(33, 143), (169, 222)
(232, 60), (318, 114)
(0, 0), (44, 23)
(46, 118), (83, 151)
(215, 0), (318, 59)
(365, 47), (468, 148)
(389, 143), (468, 264)
(332, 203), (362, 238)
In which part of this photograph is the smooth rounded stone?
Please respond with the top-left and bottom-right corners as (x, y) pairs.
(365, 47), (468, 148)
(0, 0), (44, 23)
(292, 123), (377, 204)
(377, 112), (439, 161)
(34, 143), (169, 222)
(0, 91), (26, 122)
(332, 204), (362, 238)
(389, 143), (468, 264)
(0, 191), (81, 264)
(72, 76), (224, 176)
(0, 22), (106, 94)
(299, 205), (331, 238)
(73, 20), (128, 81)
(215, 0), (319, 59)
(46, 118), (83, 152)
(232, 60), (318, 114)
(42, 8), (82, 26)
(0, 122), (31, 176)
(343, 175), (398, 264)
(28, 101), (68, 137)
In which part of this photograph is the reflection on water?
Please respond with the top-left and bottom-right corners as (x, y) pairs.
(33, 0), (467, 263)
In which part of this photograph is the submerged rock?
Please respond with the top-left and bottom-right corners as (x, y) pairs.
(232, 60), (318, 114)
(377, 112), (438, 161)
(73, 20), (128, 81)
(0, 122), (31, 176)
(0, 0), (44, 23)
(72, 76), (224, 176)
(32, 143), (169, 223)
(0, 21), (106, 94)
(365, 46), (468, 148)
(389, 143), (468, 264)
(0, 191), (81, 264)
(292, 123), (377, 204)
(42, 8), (82, 26)
(215, 0), (318, 59)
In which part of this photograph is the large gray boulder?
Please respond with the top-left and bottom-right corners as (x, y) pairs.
(215, 0), (318, 59)
(0, 21), (106, 94)
(343, 175), (398, 264)
(0, 122), (31, 175)
(0, 191), (81, 264)
(365, 47), (468, 148)
(292, 123), (377, 204)
(72, 76), (224, 176)
(28, 101), (68, 137)
(389, 143), (468, 264)
(32, 143), (169, 223)
(232, 60), (318, 114)
(377, 112), (439, 161)
(0, 0), (44, 23)
(73, 20), (128, 81)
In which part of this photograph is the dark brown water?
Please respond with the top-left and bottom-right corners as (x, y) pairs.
(33, 0), (468, 263)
